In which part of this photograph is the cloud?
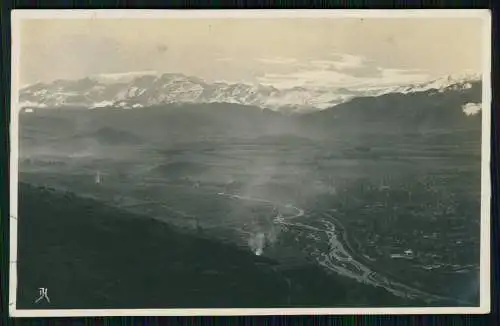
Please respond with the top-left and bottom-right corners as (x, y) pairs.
(255, 54), (366, 71)
(253, 53), (377, 88)
(378, 69), (430, 83)
(257, 63), (431, 91)
(382, 68), (428, 75)
(341, 65), (382, 78)
(308, 54), (366, 70)
(253, 51), (433, 90)
(257, 57), (297, 65)
(251, 53), (433, 90)
(258, 69), (355, 89)
(462, 103), (482, 116)
(329, 53), (366, 70)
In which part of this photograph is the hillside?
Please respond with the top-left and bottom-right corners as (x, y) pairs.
(16, 183), (427, 309)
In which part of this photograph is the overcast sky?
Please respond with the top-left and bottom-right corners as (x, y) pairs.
(18, 16), (486, 87)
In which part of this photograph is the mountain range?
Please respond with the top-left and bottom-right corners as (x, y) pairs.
(19, 71), (483, 116)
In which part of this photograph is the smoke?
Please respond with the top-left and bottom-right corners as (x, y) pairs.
(245, 206), (283, 256)
(221, 121), (340, 256)
(248, 232), (268, 256)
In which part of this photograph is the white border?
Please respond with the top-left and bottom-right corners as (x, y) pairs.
(8, 9), (492, 19)
(9, 9), (492, 317)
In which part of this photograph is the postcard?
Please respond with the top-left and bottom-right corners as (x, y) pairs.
(9, 9), (491, 317)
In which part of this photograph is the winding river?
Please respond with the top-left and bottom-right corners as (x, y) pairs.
(215, 191), (470, 305)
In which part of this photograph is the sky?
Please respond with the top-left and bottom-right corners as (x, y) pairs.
(18, 15), (487, 88)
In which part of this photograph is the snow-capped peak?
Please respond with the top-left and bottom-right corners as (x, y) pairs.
(418, 72), (481, 90)
(364, 72), (481, 97)
(18, 71), (482, 113)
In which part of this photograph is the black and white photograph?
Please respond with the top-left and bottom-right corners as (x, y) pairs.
(9, 10), (491, 316)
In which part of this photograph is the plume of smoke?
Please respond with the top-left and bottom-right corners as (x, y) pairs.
(221, 116), (344, 255)
(248, 232), (266, 256)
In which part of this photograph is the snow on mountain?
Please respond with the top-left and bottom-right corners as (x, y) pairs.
(370, 72), (481, 96)
(18, 71), (482, 113)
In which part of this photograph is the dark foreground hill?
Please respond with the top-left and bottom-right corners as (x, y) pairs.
(16, 183), (429, 309)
